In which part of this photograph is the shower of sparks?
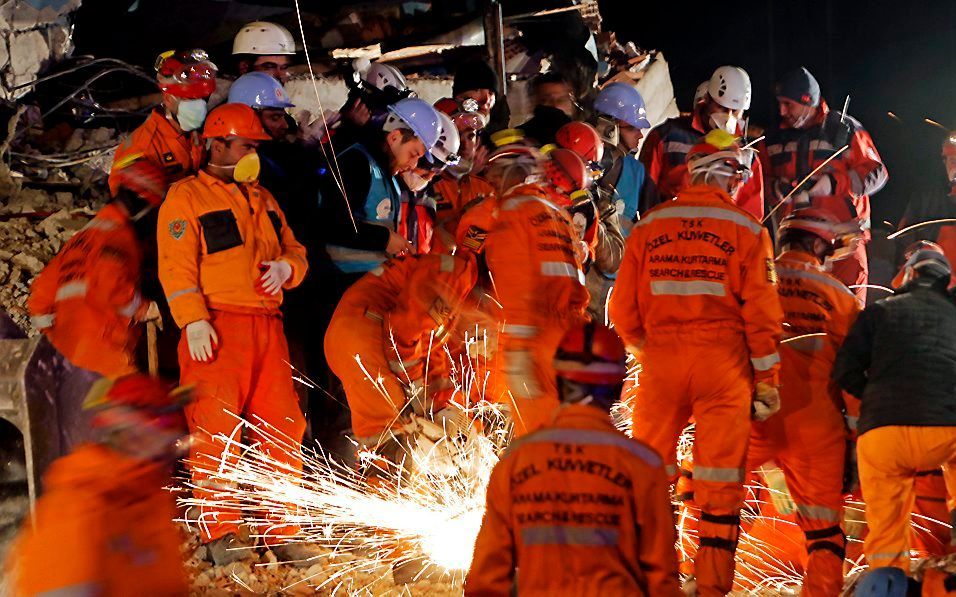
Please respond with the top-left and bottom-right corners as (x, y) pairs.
(887, 218), (956, 240)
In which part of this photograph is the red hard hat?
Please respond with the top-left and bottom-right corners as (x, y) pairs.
(155, 49), (217, 100)
(111, 156), (167, 206)
(84, 374), (191, 431)
(555, 121), (604, 163)
(554, 324), (627, 386)
(545, 147), (592, 195)
(202, 103), (271, 140)
(434, 97), (487, 132)
(943, 132), (956, 157)
(778, 207), (843, 244)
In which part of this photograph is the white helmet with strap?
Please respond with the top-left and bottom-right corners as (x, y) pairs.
(233, 22), (296, 55)
(708, 66), (752, 111)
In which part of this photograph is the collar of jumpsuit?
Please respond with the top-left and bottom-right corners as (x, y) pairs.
(680, 181), (740, 208)
(779, 99), (831, 131)
(777, 248), (825, 269)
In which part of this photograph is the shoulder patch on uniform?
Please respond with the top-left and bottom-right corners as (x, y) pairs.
(169, 219), (187, 240)
(766, 258), (778, 285)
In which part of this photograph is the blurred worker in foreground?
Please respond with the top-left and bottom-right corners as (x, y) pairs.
(430, 97), (495, 253)
(639, 66), (765, 219)
(109, 49), (216, 196)
(157, 103), (312, 565)
(323, 208), (489, 468)
(762, 66), (887, 302)
(28, 157), (166, 452)
(610, 129), (784, 596)
(833, 246), (956, 581)
(482, 140), (590, 436)
(896, 132), (956, 286)
(6, 374), (190, 595)
(466, 324), (681, 596)
(233, 21), (297, 84)
(747, 209), (862, 596)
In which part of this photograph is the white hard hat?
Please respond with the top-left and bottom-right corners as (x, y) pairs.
(708, 66), (752, 111)
(693, 81), (710, 105)
(233, 21), (296, 56)
(353, 58), (409, 93)
(432, 111), (461, 165)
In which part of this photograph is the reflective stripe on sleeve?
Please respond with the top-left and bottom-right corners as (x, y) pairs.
(751, 352), (781, 372)
(502, 324), (537, 339)
(541, 261), (581, 280)
(650, 280), (726, 297)
(31, 314), (55, 329)
(521, 525), (620, 547)
(117, 293), (141, 318)
(54, 281), (88, 301)
(794, 503), (841, 523)
(166, 287), (199, 302)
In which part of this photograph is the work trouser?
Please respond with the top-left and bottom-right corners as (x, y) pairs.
(633, 326), (753, 597)
(911, 470), (953, 557)
(325, 304), (408, 442)
(857, 425), (956, 571)
(181, 310), (306, 544)
(748, 427), (846, 596)
(498, 319), (571, 437)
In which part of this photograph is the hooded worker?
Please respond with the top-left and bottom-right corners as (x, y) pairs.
(28, 157), (166, 453)
(746, 208), (862, 596)
(763, 66), (888, 302)
(156, 103), (312, 565)
(834, 246), (956, 579)
(109, 49), (216, 197)
(639, 66), (766, 219)
(482, 140), (591, 436)
(466, 323), (682, 596)
(610, 129), (784, 596)
(5, 374), (191, 595)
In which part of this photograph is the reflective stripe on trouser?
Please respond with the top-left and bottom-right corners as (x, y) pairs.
(858, 425), (956, 571)
(181, 310), (306, 544)
(324, 306), (406, 439)
(632, 329), (752, 596)
(498, 320), (570, 438)
(748, 423), (846, 597)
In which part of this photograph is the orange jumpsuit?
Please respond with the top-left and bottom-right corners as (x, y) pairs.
(109, 108), (205, 197)
(324, 252), (478, 441)
(484, 184), (590, 436)
(431, 173), (497, 253)
(27, 203), (146, 378)
(6, 444), (188, 595)
(609, 183), (783, 596)
(157, 170), (308, 544)
(466, 403), (681, 597)
(746, 249), (860, 596)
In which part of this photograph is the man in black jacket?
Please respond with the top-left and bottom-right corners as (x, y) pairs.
(833, 246), (956, 579)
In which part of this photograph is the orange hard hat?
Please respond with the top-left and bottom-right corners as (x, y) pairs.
(202, 103), (271, 140)
(545, 147), (592, 195)
(111, 155), (168, 206)
(778, 207), (843, 245)
(554, 323), (627, 386)
(555, 121), (604, 164)
(83, 374), (192, 431)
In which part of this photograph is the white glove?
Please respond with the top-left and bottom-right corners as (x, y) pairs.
(434, 406), (471, 437)
(752, 382), (781, 422)
(256, 260), (293, 295)
(295, 109), (339, 146)
(186, 320), (218, 363)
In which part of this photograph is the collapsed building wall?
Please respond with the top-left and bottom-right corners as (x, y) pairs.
(0, 0), (81, 100)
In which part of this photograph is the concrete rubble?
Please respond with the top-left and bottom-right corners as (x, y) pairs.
(0, 0), (82, 99)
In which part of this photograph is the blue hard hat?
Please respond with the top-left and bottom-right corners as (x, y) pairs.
(227, 72), (295, 109)
(855, 567), (908, 597)
(386, 97), (443, 150)
(594, 82), (650, 129)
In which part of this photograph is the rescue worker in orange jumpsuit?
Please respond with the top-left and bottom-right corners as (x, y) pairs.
(109, 49), (216, 196)
(763, 67), (888, 302)
(482, 143), (591, 436)
(430, 97), (495, 253)
(639, 66), (765, 220)
(834, 246), (956, 581)
(896, 132), (956, 287)
(746, 208), (862, 596)
(610, 129), (784, 596)
(466, 323), (681, 597)
(323, 220), (483, 462)
(156, 103), (312, 565)
(28, 157), (166, 452)
(5, 374), (191, 595)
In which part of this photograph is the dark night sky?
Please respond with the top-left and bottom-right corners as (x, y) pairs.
(599, 0), (956, 225)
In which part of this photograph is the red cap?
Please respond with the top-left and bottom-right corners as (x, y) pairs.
(555, 122), (604, 164)
(156, 49), (217, 99)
